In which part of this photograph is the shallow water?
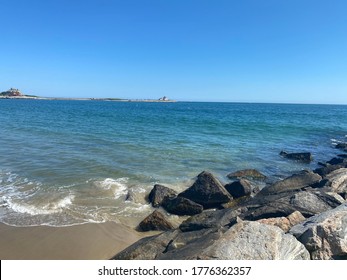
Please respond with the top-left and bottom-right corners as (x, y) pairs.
(0, 100), (346, 226)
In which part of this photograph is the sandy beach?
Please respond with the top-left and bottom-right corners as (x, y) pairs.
(0, 222), (142, 260)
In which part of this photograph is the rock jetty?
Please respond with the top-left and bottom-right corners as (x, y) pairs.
(112, 145), (347, 260)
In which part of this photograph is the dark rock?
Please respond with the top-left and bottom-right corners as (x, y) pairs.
(259, 171), (322, 196)
(290, 203), (347, 260)
(336, 143), (347, 151)
(224, 179), (259, 198)
(326, 157), (347, 166)
(227, 169), (266, 180)
(148, 184), (177, 207)
(338, 154), (347, 158)
(179, 207), (248, 232)
(138, 210), (174, 232)
(241, 189), (343, 220)
(313, 164), (344, 178)
(112, 230), (178, 260)
(280, 151), (313, 163)
(178, 171), (232, 208)
(163, 196), (203, 216)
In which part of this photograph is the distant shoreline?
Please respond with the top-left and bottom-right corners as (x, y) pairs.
(0, 95), (177, 102)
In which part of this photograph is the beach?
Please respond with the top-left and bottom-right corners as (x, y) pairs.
(0, 222), (142, 260)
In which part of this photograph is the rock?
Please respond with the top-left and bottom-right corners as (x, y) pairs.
(178, 171), (232, 208)
(257, 217), (291, 232)
(290, 203), (347, 260)
(161, 221), (310, 260)
(287, 210), (306, 227)
(259, 171), (322, 196)
(112, 230), (178, 260)
(336, 143), (347, 151)
(179, 207), (248, 232)
(224, 179), (259, 198)
(242, 189), (343, 220)
(319, 168), (347, 196)
(338, 154), (347, 158)
(138, 210), (174, 232)
(227, 169), (266, 180)
(162, 197), (203, 216)
(148, 184), (177, 207)
(326, 157), (347, 166)
(125, 189), (145, 204)
(313, 164), (344, 178)
(280, 151), (313, 162)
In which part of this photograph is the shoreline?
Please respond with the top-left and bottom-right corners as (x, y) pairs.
(0, 221), (144, 260)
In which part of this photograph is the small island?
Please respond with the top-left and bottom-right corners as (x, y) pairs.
(0, 88), (38, 99)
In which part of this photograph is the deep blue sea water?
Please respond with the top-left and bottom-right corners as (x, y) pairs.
(1, 99), (346, 226)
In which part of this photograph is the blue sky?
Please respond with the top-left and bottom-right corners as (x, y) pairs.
(1, 0), (347, 103)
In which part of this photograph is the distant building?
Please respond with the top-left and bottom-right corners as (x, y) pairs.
(0, 88), (23, 96)
(158, 96), (169, 101)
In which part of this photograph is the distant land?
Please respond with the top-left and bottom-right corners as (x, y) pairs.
(0, 88), (176, 102)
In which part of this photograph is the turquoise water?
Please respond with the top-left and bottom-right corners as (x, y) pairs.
(0, 100), (346, 226)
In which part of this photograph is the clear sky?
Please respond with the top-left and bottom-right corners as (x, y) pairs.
(1, 0), (347, 103)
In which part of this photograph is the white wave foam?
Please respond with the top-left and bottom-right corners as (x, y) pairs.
(95, 178), (129, 199)
(3, 194), (74, 216)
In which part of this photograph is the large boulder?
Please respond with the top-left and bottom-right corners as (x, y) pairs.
(111, 230), (178, 260)
(241, 189), (343, 220)
(280, 151), (313, 163)
(227, 169), (266, 180)
(178, 171), (232, 208)
(138, 210), (174, 232)
(148, 184), (177, 207)
(160, 221), (310, 260)
(314, 165), (344, 178)
(259, 171), (322, 196)
(319, 168), (347, 197)
(179, 207), (248, 232)
(257, 211), (305, 232)
(162, 197), (203, 216)
(224, 179), (259, 198)
(290, 203), (347, 260)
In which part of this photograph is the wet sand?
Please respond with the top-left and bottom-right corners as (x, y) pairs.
(0, 222), (142, 260)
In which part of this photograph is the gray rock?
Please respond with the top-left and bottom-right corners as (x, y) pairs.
(227, 169), (266, 180)
(259, 171), (322, 196)
(313, 165), (344, 178)
(320, 168), (347, 196)
(162, 196), (203, 216)
(162, 221), (310, 260)
(225, 179), (259, 198)
(179, 171), (232, 208)
(148, 184), (177, 207)
(179, 207), (248, 232)
(111, 230), (179, 260)
(242, 189), (343, 220)
(290, 203), (347, 260)
(280, 151), (313, 163)
(138, 210), (174, 232)
(326, 157), (347, 166)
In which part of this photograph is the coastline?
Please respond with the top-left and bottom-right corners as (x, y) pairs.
(0, 222), (144, 260)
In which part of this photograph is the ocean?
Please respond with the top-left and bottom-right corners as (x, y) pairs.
(0, 99), (346, 227)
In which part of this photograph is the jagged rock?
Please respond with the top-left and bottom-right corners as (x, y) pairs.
(178, 171), (232, 208)
(314, 164), (344, 178)
(148, 184), (177, 207)
(259, 171), (322, 196)
(290, 203), (347, 260)
(160, 221), (310, 260)
(162, 197), (203, 216)
(227, 169), (266, 180)
(326, 157), (347, 166)
(224, 179), (259, 198)
(179, 207), (248, 232)
(257, 217), (291, 232)
(125, 189), (145, 204)
(241, 189), (343, 220)
(280, 151), (313, 162)
(138, 210), (174, 232)
(318, 168), (347, 196)
(112, 230), (178, 260)
(287, 210), (306, 227)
